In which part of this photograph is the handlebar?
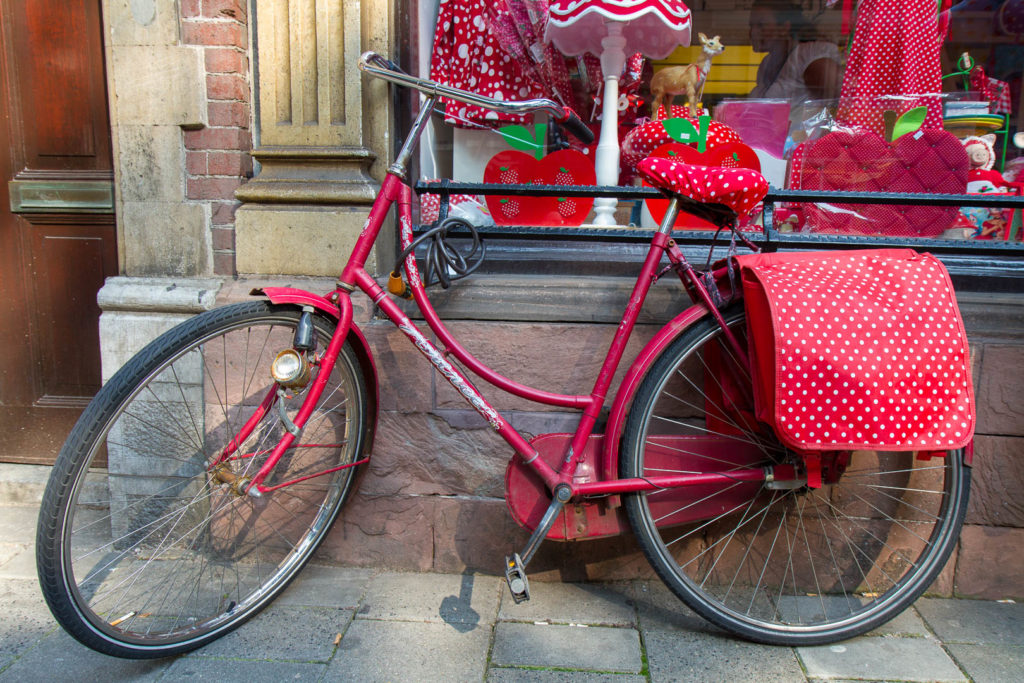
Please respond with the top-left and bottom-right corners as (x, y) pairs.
(358, 51), (595, 145)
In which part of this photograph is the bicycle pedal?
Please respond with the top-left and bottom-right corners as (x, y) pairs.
(504, 553), (530, 604)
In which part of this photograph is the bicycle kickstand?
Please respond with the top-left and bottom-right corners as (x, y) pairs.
(505, 484), (572, 603)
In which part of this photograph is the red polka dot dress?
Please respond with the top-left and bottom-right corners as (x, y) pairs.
(430, 0), (549, 127)
(837, 0), (947, 135)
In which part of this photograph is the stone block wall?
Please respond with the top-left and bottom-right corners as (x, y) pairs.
(103, 0), (253, 277)
(954, 305), (1024, 599)
(216, 281), (1024, 596)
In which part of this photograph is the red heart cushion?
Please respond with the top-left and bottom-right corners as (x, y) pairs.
(798, 129), (968, 237)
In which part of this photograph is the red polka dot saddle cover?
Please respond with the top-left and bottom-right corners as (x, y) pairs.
(733, 248), (975, 458)
(636, 156), (768, 219)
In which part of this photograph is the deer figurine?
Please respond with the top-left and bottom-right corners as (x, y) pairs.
(650, 33), (725, 120)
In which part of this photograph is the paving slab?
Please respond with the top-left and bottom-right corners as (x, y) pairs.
(189, 605), (352, 662)
(0, 465), (49, 505)
(866, 604), (930, 637)
(797, 635), (966, 682)
(916, 597), (1024, 645)
(162, 656), (327, 681)
(944, 643), (1024, 683)
(0, 506), (38, 543)
(273, 564), (373, 609)
(328, 618), (490, 682)
(498, 580), (636, 627)
(358, 571), (501, 629)
(628, 581), (724, 635)
(633, 579), (926, 637)
(644, 629), (805, 682)
(0, 544), (35, 581)
(0, 578), (58, 672)
(0, 629), (170, 682)
(488, 669), (647, 682)
(490, 622), (642, 673)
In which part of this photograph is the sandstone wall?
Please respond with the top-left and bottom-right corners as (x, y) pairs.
(218, 280), (1024, 596)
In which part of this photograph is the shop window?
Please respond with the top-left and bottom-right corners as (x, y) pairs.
(397, 0), (1024, 282)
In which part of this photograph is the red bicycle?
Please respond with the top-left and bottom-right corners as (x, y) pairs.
(36, 52), (971, 658)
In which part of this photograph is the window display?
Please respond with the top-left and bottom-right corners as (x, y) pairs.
(415, 0), (1022, 247)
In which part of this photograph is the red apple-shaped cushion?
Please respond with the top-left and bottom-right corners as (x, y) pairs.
(483, 149), (595, 227)
(621, 116), (742, 179)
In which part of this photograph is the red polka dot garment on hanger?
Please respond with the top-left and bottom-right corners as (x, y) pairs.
(430, 0), (549, 127)
(735, 249), (975, 452)
(837, 0), (947, 135)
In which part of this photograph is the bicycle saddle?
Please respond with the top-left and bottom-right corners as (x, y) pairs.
(636, 156), (769, 223)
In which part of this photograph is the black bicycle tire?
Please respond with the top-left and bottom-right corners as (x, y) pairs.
(620, 306), (970, 645)
(36, 301), (369, 658)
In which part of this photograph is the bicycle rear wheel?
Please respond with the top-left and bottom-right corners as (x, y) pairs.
(37, 301), (370, 658)
(620, 306), (970, 645)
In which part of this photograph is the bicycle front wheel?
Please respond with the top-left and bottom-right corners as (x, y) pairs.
(620, 306), (970, 645)
(37, 301), (370, 658)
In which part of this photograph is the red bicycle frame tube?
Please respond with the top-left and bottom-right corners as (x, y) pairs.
(573, 467), (781, 497)
(246, 294), (354, 493)
(248, 167), (746, 498)
(212, 386), (278, 464)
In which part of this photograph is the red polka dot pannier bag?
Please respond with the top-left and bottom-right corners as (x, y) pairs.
(733, 249), (975, 479)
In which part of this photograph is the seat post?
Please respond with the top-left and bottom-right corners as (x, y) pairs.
(658, 197), (681, 234)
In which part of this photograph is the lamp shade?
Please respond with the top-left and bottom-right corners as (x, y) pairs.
(547, 0), (692, 59)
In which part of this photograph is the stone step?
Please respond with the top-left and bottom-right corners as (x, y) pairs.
(0, 463), (52, 506)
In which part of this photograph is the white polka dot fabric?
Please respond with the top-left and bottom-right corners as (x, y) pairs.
(430, 0), (549, 127)
(636, 156), (768, 217)
(419, 189), (481, 224)
(735, 249), (975, 452)
(837, 0), (945, 135)
(620, 111), (741, 179)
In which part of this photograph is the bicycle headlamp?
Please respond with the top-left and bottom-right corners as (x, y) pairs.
(271, 349), (311, 388)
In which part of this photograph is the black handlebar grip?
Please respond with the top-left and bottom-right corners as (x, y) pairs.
(559, 108), (595, 145)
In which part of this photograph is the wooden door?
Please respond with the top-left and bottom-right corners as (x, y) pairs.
(0, 0), (118, 464)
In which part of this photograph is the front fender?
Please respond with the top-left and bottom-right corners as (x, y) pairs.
(601, 302), (713, 481)
(252, 287), (379, 455)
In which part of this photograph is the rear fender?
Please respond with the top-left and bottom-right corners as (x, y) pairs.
(601, 302), (713, 481)
(252, 287), (379, 454)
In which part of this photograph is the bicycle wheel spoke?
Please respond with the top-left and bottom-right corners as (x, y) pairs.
(642, 436), (773, 472)
(621, 308), (968, 643)
(651, 480), (746, 524)
(41, 302), (369, 656)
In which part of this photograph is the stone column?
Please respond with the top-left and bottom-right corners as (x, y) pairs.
(105, 0), (210, 276)
(235, 0), (392, 276)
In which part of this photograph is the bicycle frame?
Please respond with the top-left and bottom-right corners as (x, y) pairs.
(217, 54), (780, 517)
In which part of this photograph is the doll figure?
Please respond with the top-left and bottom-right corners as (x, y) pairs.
(962, 134), (997, 171)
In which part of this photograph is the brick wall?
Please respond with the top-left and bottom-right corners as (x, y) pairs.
(180, 0), (252, 276)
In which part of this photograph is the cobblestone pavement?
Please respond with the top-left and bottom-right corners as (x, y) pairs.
(3, 501), (1021, 682)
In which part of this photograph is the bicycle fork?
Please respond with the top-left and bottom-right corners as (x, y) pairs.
(207, 296), (359, 496)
